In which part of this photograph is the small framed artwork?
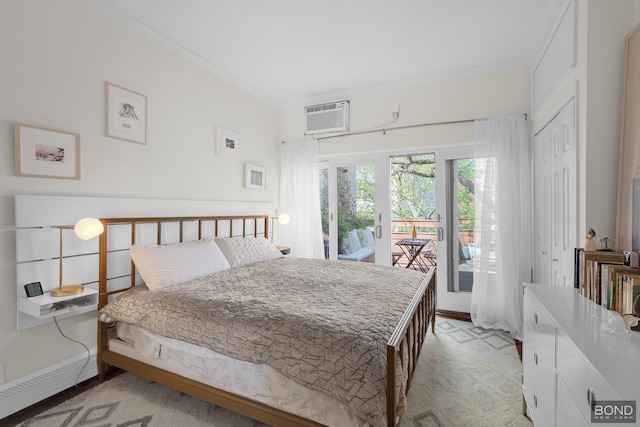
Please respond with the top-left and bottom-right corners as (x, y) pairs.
(14, 123), (80, 180)
(105, 81), (147, 144)
(245, 163), (266, 190)
(216, 127), (241, 160)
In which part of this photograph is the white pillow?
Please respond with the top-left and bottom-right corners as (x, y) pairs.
(214, 237), (283, 267)
(348, 229), (362, 252)
(130, 239), (231, 291)
(364, 229), (375, 247)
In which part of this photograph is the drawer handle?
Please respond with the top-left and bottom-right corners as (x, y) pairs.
(534, 313), (538, 324)
(587, 388), (596, 408)
(533, 394), (538, 407)
(534, 353), (538, 365)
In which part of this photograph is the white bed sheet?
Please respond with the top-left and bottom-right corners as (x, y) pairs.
(113, 323), (370, 427)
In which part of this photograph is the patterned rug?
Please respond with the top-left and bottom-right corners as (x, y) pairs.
(14, 318), (532, 427)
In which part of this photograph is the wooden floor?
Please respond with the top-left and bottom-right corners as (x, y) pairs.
(0, 368), (124, 427)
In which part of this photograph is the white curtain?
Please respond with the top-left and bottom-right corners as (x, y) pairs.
(278, 139), (325, 259)
(471, 115), (531, 340)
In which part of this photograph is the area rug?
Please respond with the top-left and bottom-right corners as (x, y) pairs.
(14, 318), (532, 427)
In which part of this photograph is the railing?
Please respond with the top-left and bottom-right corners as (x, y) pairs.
(391, 219), (474, 267)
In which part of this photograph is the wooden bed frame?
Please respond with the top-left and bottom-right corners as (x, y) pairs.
(97, 215), (436, 427)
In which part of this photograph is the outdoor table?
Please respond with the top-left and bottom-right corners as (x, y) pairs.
(395, 238), (431, 272)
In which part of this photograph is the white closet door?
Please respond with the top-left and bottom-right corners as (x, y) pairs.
(533, 126), (552, 284)
(550, 98), (577, 287)
(533, 98), (577, 286)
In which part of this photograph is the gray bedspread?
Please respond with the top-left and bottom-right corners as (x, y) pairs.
(100, 257), (428, 426)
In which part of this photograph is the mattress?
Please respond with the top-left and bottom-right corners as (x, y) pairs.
(113, 322), (370, 427)
(100, 257), (427, 425)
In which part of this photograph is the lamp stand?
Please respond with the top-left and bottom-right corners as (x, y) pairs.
(51, 284), (84, 297)
(51, 227), (84, 297)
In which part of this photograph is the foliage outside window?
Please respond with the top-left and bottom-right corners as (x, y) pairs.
(320, 155), (475, 251)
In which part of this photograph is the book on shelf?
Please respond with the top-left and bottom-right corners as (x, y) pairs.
(600, 263), (612, 309)
(576, 250), (638, 308)
(606, 264), (640, 313)
(620, 272), (640, 314)
(574, 247), (583, 290)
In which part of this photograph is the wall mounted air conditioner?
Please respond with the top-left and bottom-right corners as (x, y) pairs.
(304, 101), (349, 135)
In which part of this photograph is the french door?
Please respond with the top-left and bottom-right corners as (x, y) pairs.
(321, 145), (476, 314)
(434, 145), (475, 313)
(321, 154), (389, 264)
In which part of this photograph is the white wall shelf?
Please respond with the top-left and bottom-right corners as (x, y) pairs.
(18, 287), (98, 319)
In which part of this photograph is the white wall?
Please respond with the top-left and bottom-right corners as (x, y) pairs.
(279, 68), (531, 155)
(0, 0), (279, 382)
(532, 0), (638, 250)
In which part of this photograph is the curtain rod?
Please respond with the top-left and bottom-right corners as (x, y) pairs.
(313, 113), (527, 141)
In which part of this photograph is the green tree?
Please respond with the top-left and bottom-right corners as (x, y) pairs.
(390, 154), (437, 221)
(389, 154), (475, 231)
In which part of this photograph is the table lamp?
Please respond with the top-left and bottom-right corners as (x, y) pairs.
(270, 213), (290, 243)
(50, 217), (104, 297)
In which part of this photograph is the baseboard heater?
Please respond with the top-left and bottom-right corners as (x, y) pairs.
(0, 351), (97, 420)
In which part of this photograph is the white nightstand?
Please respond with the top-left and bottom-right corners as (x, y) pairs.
(18, 287), (98, 319)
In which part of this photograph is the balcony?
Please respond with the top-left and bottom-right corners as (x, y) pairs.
(391, 219), (474, 269)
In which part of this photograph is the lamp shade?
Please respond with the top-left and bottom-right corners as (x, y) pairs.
(74, 217), (104, 240)
(278, 213), (290, 225)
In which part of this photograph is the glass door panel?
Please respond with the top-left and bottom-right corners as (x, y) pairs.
(435, 145), (475, 313)
(389, 153), (437, 270)
(320, 167), (330, 259)
(336, 164), (376, 263)
(322, 155), (385, 264)
(448, 158), (475, 293)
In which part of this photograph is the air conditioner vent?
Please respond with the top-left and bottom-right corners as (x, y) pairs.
(304, 101), (349, 135)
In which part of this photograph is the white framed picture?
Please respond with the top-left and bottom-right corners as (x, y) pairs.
(216, 127), (241, 160)
(14, 123), (80, 180)
(105, 82), (147, 144)
(245, 163), (265, 190)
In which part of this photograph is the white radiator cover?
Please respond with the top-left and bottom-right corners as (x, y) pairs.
(0, 351), (97, 420)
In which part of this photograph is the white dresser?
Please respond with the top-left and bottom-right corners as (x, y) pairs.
(523, 283), (640, 426)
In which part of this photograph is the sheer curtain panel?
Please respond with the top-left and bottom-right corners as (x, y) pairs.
(471, 115), (531, 340)
(279, 139), (325, 259)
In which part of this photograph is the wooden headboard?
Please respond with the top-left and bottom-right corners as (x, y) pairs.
(97, 215), (270, 310)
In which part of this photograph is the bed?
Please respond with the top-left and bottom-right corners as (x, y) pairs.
(96, 215), (436, 427)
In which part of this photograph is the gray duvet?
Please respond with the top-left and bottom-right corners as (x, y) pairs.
(100, 257), (428, 426)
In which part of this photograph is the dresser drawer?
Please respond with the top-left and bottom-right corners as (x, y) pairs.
(556, 330), (618, 423)
(523, 295), (556, 360)
(557, 375), (588, 426)
(523, 372), (555, 427)
(523, 334), (555, 387)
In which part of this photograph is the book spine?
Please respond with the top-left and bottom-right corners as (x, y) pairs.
(622, 275), (632, 314)
(601, 264), (609, 309)
(574, 248), (583, 289)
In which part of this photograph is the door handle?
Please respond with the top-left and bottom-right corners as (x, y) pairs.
(376, 225), (382, 239)
(437, 227), (444, 242)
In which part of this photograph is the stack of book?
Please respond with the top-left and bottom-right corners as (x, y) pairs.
(574, 248), (640, 314)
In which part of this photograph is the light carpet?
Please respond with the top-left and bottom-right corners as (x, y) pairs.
(15, 318), (532, 427)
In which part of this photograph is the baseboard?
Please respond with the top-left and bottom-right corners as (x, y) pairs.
(435, 309), (471, 322)
(0, 350), (97, 420)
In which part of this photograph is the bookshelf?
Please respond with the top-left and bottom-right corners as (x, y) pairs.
(575, 249), (639, 314)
